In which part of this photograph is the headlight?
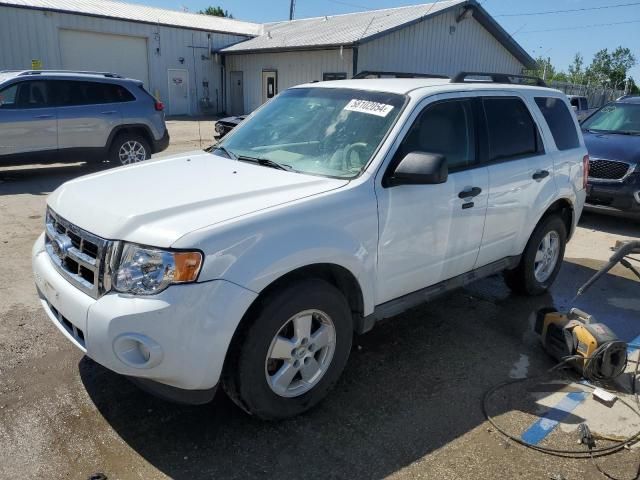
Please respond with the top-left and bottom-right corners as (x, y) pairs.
(113, 243), (203, 295)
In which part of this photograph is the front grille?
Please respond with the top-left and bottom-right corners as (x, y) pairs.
(589, 159), (633, 182)
(45, 208), (115, 299)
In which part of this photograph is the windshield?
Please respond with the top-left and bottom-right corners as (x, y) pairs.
(582, 103), (640, 134)
(217, 87), (406, 178)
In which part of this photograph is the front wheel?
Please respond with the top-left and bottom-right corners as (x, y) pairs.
(504, 215), (567, 295)
(222, 279), (353, 420)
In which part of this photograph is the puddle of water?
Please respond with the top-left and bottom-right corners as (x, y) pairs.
(509, 353), (530, 379)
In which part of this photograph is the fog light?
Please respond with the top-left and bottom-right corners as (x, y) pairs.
(113, 334), (163, 368)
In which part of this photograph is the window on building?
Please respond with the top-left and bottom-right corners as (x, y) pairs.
(482, 97), (541, 161)
(323, 72), (347, 81)
(535, 97), (580, 151)
(399, 99), (476, 171)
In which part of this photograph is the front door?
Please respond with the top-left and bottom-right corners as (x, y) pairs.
(230, 71), (244, 115)
(168, 69), (189, 115)
(262, 70), (277, 104)
(0, 80), (58, 157)
(375, 95), (489, 304)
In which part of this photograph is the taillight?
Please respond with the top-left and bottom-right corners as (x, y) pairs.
(155, 101), (164, 111)
(582, 154), (589, 189)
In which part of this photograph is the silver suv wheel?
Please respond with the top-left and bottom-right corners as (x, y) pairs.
(118, 140), (147, 165)
(265, 309), (336, 398)
(534, 230), (560, 282)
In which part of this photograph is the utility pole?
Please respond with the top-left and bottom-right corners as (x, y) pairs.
(289, 0), (296, 20)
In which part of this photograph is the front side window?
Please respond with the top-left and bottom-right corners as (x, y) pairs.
(483, 97), (540, 161)
(0, 81), (49, 109)
(218, 88), (405, 179)
(581, 103), (640, 135)
(398, 99), (475, 171)
(535, 97), (580, 150)
(0, 83), (18, 108)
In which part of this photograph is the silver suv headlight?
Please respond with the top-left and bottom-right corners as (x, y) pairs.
(113, 243), (203, 295)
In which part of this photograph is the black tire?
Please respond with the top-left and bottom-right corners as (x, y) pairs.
(222, 279), (353, 420)
(108, 133), (151, 165)
(504, 215), (567, 296)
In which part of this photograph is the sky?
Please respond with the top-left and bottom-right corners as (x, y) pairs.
(134, 0), (640, 80)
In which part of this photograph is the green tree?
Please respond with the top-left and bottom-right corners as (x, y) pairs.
(567, 53), (584, 84)
(199, 6), (233, 18)
(585, 47), (636, 88)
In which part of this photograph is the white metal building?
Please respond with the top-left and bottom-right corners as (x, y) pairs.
(222, 0), (535, 114)
(0, 0), (260, 115)
(0, 0), (535, 117)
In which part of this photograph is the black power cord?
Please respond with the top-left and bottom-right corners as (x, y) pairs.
(483, 355), (640, 479)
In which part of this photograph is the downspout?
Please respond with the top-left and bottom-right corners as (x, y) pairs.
(352, 45), (359, 78)
(221, 54), (226, 114)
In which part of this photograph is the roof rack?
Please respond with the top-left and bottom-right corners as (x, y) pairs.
(353, 71), (449, 80)
(16, 70), (124, 78)
(451, 72), (547, 87)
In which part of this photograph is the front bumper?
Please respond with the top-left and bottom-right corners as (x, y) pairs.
(586, 173), (640, 216)
(32, 233), (257, 397)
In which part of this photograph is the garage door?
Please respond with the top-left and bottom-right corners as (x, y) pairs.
(59, 30), (149, 86)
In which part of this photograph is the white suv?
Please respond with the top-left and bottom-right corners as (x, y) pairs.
(32, 73), (588, 419)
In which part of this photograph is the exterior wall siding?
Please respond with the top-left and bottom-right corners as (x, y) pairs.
(358, 10), (523, 76)
(0, 5), (249, 115)
(225, 48), (353, 114)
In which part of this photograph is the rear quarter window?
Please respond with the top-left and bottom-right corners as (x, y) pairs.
(534, 97), (580, 151)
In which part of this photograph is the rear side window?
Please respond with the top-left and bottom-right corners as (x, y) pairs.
(535, 97), (580, 150)
(483, 97), (540, 161)
(53, 81), (135, 106)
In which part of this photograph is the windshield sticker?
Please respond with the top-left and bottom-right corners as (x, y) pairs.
(344, 99), (394, 117)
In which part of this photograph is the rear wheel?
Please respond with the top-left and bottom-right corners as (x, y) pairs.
(109, 133), (150, 165)
(222, 279), (353, 420)
(504, 215), (567, 295)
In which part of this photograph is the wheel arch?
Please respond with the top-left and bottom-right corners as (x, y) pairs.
(106, 124), (154, 151)
(242, 263), (365, 333)
(538, 197), (575, 240)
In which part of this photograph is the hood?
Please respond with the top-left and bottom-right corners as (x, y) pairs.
(48, 151), (348, 247)
(583, 130), (640, 164)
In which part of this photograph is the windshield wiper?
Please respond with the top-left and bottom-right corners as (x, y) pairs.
(237, 155), (294, 171)
(212, 145), (237, 160)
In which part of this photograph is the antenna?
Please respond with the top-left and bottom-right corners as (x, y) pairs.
(289, 0), (296, 20)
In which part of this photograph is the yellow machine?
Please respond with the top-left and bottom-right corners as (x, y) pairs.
(535, 307), (628, 381)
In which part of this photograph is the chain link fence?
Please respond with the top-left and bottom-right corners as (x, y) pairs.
(547, 80), (626, 108)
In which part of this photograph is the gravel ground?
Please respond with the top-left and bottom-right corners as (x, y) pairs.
(1, 119), (639, 480)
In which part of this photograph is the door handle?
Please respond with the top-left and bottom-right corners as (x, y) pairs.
(34, 114), (54, 119)
(458, 186), (482, 199)
(532, 170), (550, 181)
(101, 110), (117, 115)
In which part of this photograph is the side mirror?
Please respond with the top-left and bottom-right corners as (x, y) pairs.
(386, 151), (448, 187)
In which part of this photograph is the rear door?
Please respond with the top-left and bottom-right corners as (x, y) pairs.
(375, 94), (489, 304)
(0, 80), (58, 156)
(475, 94), (556, 267)
(53, 80), (127, 151)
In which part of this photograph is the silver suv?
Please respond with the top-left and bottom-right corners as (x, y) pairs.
(0, 70), (169, 165)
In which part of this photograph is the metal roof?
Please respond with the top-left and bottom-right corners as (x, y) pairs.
(0, 0), (262, 36)
(221, 0), (535, 68)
